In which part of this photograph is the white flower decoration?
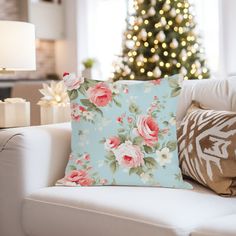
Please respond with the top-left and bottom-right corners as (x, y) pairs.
(38, 81), (69, 106)
(156, 147), (172, 167)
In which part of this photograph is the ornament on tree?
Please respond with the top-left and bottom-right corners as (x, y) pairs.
(126, 40), (135, 49)
(156, 31), (166, 42)
(195, 60), (201, 68)
(136, 54), (144, 62)
(150, 54), (160, 63)
(124, 66), (131, 75)
(176, 14), (184, 24)
(151, 0), (157, 6)
(170, 39), (179, 49)
(148, 7), (156, 17)
(137, 0), (144, 4)
(153, 67), (162, 78)
(139, 29), (147, 40)
(163, 2), (171, 12)
(180, 67), (187, 75)
(160, 17), (167, 26)
(136, 17), (143, 25)
(169, 8), (176, 17)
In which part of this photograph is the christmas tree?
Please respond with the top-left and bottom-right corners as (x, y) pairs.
(112, 0), (210, 81)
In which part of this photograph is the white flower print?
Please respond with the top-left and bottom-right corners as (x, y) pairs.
(156, 147), (172, 167)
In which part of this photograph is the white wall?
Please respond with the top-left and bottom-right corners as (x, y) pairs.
(55, 0), (78, 76)
(220, 0), (236, 77)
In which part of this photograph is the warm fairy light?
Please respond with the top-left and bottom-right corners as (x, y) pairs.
(176, 63), (181, 68)
(137, 62), (142, 66)
(179, 27), (184, 34)
(184, 9), (188, 14)
(133, 36), (137, 41)
(134, 25), (139, 31)
(184, 76), (189, 80)
(177, 3), (182, 7)
(159, 61), (164, 66)
(136, 41), (141, 46)
(143, 58), (148, 62)
(168, 20), (173, 26)
(127, 34), (132, 39)
(130, 74), (135, 79)
(165, 25), (170, 30)
(129, 58), (134, 62)
(184, 14), (188, 19)
(140, 68), (145, 73)
(151, 48), (155, 53)
(166, 63), (170, 68)
(133, 51), (137, 56)
(144, 20), (149, 25)
(128, 52), (132, 57)
(155, 23), (162, 28)
(198, 75), (203, 79)
(181, 41), (186, 46)
(141, 10), (146, 15)
(171, 52), (176, 58)
(203, 68), (208, 73)
(144, 42), (149, 47)
(187, 51), (192, 56)
(176, 9), (180, 14)
(147, 71), (153, 77)
(174, 26), (178, 32)
(159, 10), (164, 15)
(162, 42), (167, 48)
(154, 39), (159, 44)
(185, 3), (189, 8)
(186, 22), (190, 27)
(148, 32), (152, 37)
(189, 15), (193, 20)
(164, 51), (168, 56)
(164, 75), (168, 78)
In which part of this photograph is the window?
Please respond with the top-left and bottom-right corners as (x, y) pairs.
(85, 0), (127, 80)
(190, 0), (220, 76)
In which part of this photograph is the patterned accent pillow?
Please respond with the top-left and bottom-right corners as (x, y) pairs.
(178, 102), (236, 196)
(57, 73), (191, 189)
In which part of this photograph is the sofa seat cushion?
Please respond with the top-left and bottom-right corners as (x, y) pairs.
(192, 214), (236, 236)
(22, 182), (236, 236)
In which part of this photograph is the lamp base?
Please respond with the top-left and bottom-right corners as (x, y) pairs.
(0, 68), (15, 74)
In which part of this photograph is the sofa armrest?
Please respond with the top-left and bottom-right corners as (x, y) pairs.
(0, 123), (71, 236)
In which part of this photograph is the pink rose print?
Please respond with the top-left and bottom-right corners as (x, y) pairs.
(78, 177), (94, 186)
(117, 117), (123, 123)
(127, 117), (133, 123)
(76, 159), (83, 165)
(113, 141), (144, 169)
(87, 82), (112, 107)
(83, 153), (90, 161)
(136, 115), (159, 147)
(104, 136), (121, 150)
(63, 73), (84, 91)
(100, 179), (108, 185)
(66, 170), (94, 186)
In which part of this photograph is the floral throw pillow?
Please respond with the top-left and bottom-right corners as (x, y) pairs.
(57, 73), (191, 189)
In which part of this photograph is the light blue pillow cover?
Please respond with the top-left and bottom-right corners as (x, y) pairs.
(57, 73), (191, 189)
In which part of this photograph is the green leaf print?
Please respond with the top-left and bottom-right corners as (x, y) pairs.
(144, 157), (158, 169)
(166, 141), (177, 152)
(68, 90), (78, 100)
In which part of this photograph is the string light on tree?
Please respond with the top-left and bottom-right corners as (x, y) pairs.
(113, 0), (210, 81)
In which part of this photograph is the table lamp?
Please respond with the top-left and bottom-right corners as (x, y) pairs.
(0, 21), (36, 73)
(0, 21), (36, 128)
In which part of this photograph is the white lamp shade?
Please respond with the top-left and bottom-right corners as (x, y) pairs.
(0, 21), (36, 71)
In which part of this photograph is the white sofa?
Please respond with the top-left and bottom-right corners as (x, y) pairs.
(0, 79), (236, 236)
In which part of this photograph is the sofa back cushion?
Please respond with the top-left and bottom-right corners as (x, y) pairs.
(177, 79), (231, 123)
